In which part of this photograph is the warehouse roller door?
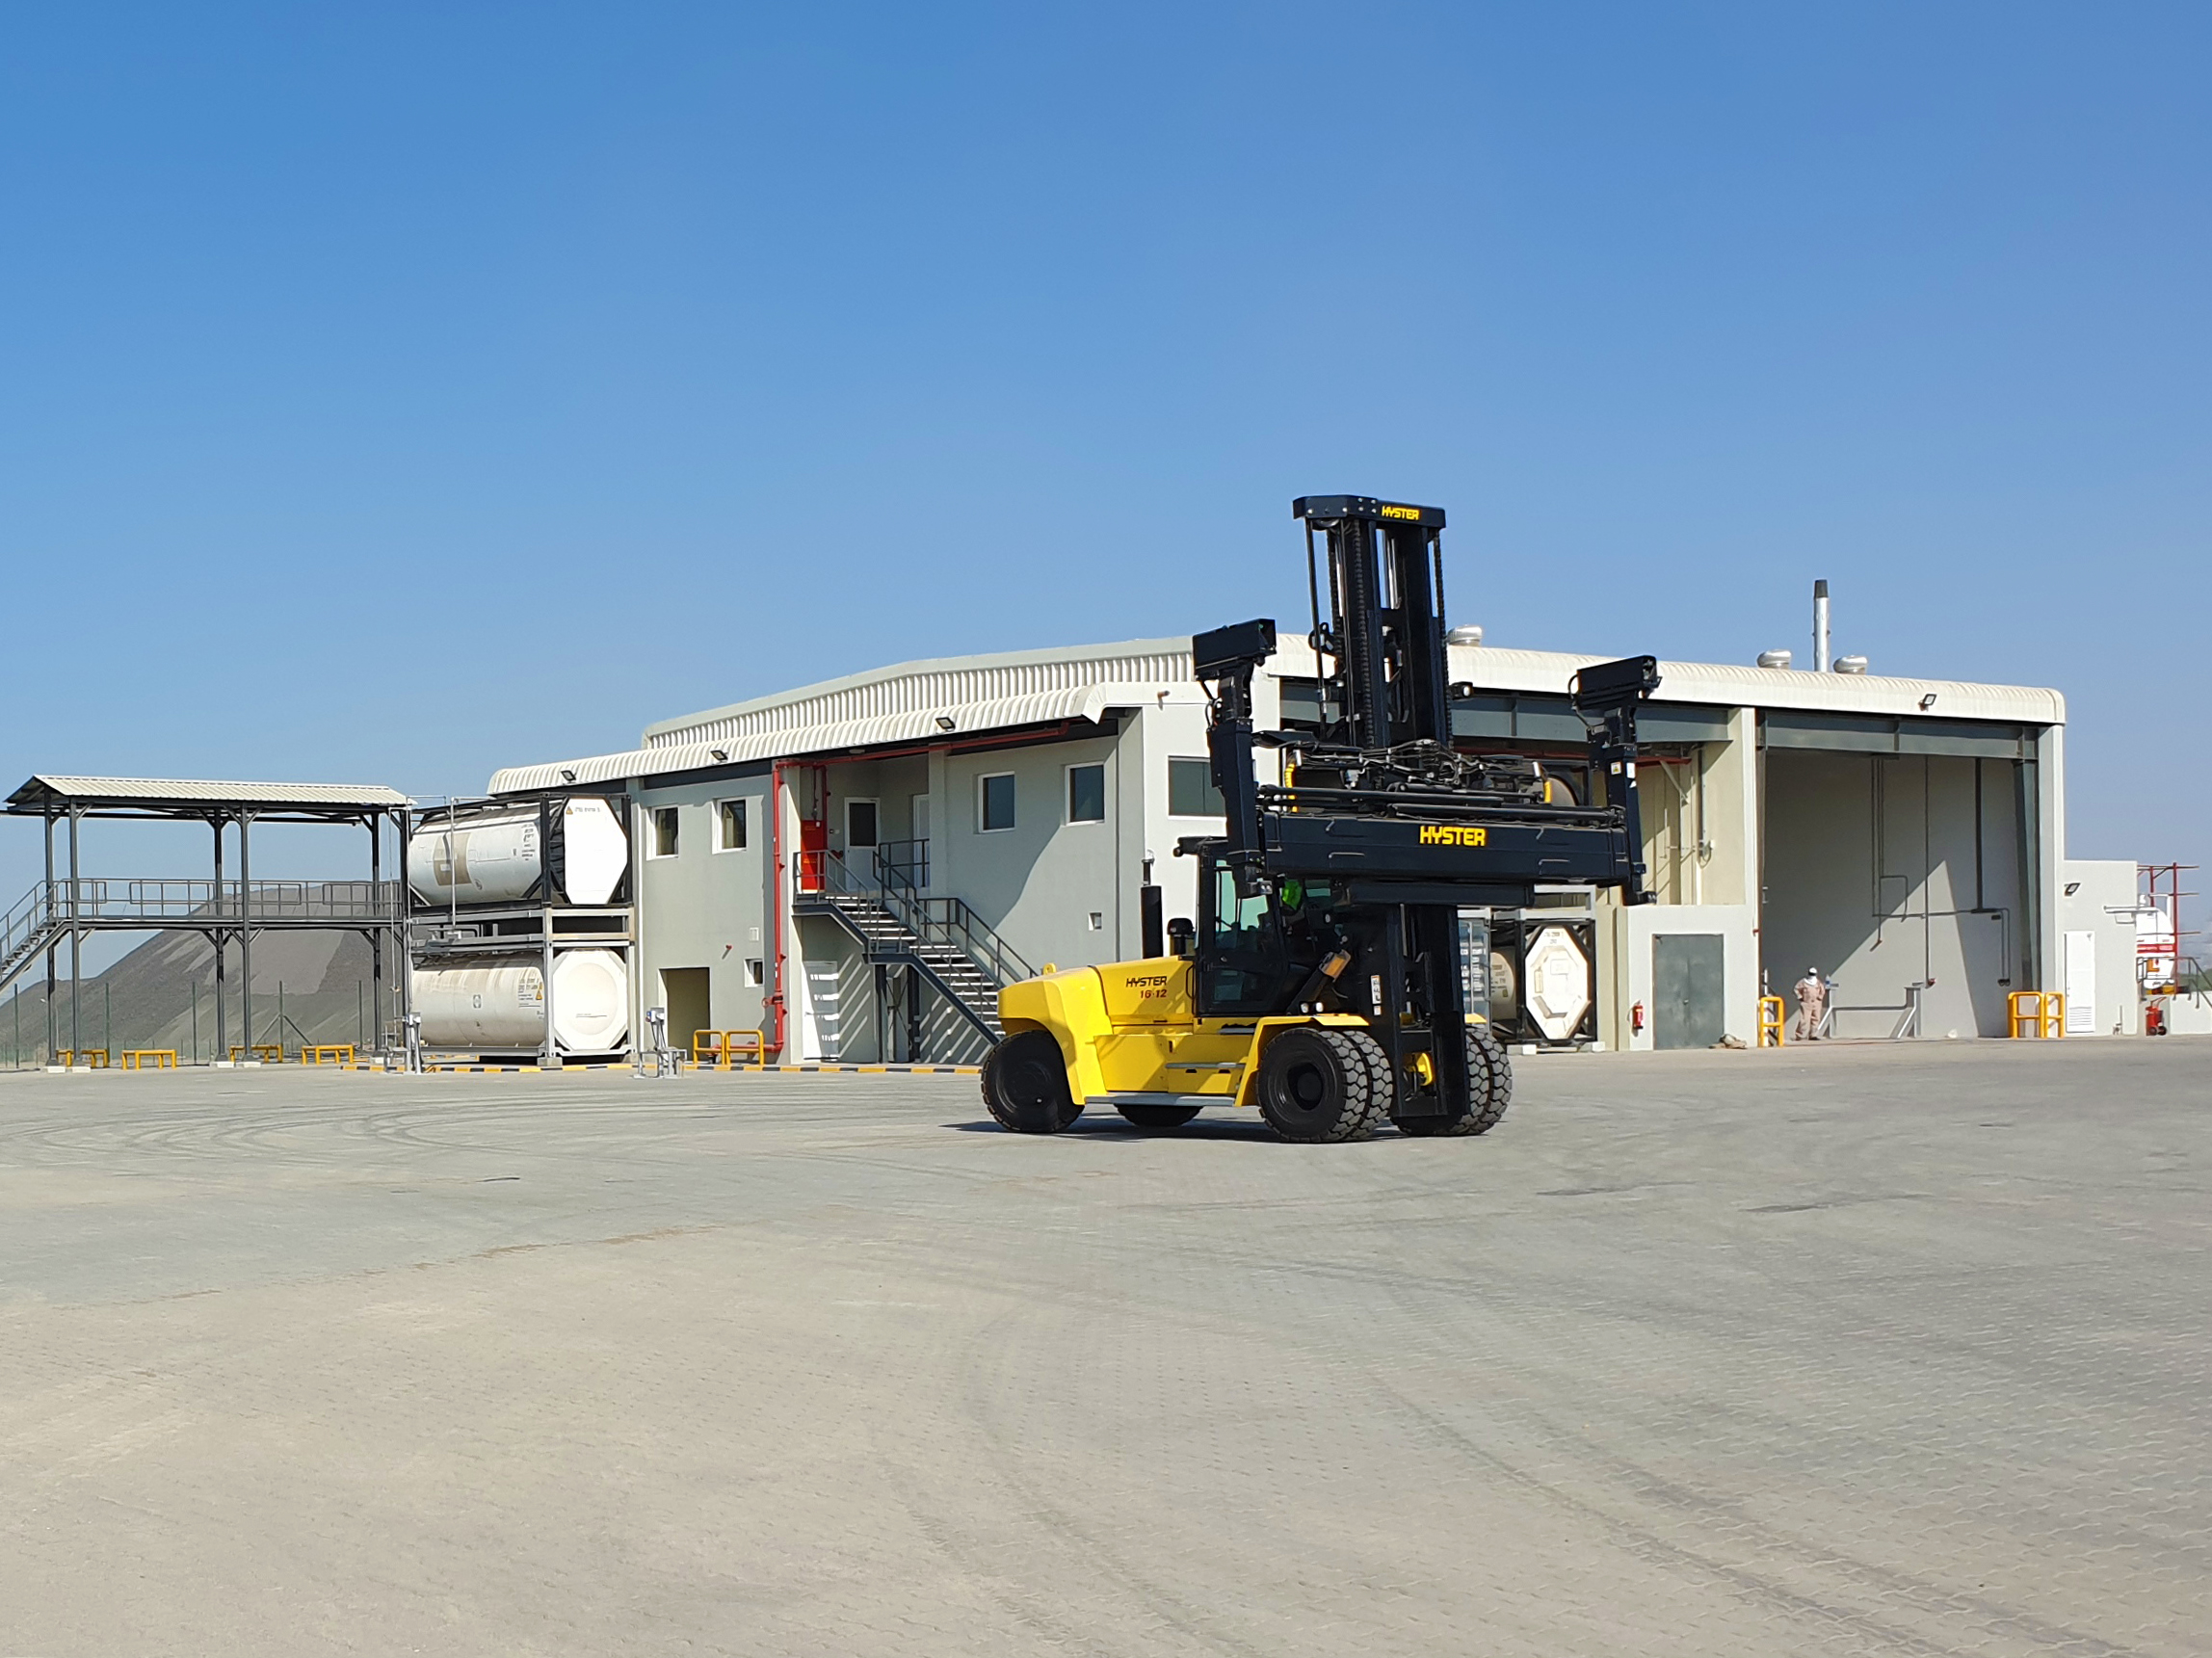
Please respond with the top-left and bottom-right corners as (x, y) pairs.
(1761, 747), (2032, 1039)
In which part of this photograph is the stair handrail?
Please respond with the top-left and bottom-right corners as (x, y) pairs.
(872, 841), (1034, 987)
(2, 880), (61, 969)
(809, 847), (1036, 988)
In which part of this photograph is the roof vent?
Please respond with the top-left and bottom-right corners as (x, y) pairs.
(1446, 624), (1483, 647)
(1834, 655), (1869, 675)
(1757, 649), (1792, 670)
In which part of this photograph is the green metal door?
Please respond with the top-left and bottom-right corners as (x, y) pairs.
(1653, 934), (1725, 1050)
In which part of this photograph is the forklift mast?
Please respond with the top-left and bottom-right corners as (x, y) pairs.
(1301, 494), (1454, 752)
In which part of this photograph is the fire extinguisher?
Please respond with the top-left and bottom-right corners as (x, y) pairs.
(1631, 1001), (1646, 1035)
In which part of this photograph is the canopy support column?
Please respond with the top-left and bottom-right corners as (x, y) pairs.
(67, 805), (81, 1060)
(213, 816), (228, 1064)
(43, 809), (57, 1064)
(239, 811), (253, 1059)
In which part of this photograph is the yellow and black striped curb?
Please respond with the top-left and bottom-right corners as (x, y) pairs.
(415, 1062), (982, 1076)
(35, 1060), (981, 1077)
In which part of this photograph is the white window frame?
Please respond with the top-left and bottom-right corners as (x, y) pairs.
(1065, 762), (1107, 826)
(978, 772), (1016, 833)
(714, 797), (750, 853)
(1167, 756), (1225, 819)
(648, 804), (681, 858)
(845, 797), (881, 850)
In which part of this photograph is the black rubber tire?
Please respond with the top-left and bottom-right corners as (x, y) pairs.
(1116, 1103), (1201, 1129)
(1396, 1025), (1513, 1137)
(1253, 1026), (1392, 1144)
(981, 1030), (1083, 1134)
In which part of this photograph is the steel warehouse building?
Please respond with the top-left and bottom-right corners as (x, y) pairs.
(482, 633), (2137, 1064)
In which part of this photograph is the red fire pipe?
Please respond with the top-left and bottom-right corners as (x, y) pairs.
(767, 759), (789, 1058)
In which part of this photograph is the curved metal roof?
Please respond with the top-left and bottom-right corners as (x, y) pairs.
(487, 633), (2067, 796)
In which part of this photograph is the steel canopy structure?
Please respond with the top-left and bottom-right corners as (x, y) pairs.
(2, 776), (411, 1065)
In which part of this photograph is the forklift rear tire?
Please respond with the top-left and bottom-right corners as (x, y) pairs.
(1397, 1026), (1513, 1137)
(1117, 1104), (1201, 1129)
(1254, 1027), (1392, 1144)
(982, 1030), (1083, 1134)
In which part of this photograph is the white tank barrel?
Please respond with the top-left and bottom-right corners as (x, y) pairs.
(411, 949), (631, 1053)
(408, 798), (629, 908)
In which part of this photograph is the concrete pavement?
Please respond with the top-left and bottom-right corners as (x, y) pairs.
(1, 1040), (2205, 1655)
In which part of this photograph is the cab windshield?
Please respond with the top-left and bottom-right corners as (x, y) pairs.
(1198, 865), (1329, 1016)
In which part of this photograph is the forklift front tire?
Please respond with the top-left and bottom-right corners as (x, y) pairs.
(1398, 1026), (1513, 1137)
(982, 1030), (1083, 1134)
(1254, 1026), (1391, 1144)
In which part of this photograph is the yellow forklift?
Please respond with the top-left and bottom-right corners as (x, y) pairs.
(983, 494), (1660, 1142)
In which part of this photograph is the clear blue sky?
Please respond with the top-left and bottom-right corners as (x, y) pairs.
(2, 5), (2206, 924)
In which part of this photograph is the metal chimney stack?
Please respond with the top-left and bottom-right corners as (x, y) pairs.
(1813, 579), (1831, 673)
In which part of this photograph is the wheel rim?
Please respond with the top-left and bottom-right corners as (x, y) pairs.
(1261, 1036), (1346, 1134)
(1010, 1054), (1059, 1107)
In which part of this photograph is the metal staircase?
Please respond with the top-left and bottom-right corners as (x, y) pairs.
(0, 882), (66, 997)
(794, 843), (1032, 1045)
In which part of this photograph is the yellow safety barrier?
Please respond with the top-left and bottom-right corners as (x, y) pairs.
(121, 1049), (178, 1069)
(301, 1044), (356, 1066)
(228, 1044), (284, 1065)
(692, 1028), (769, 1069)
(58, 1049), (111, 1068)
(2008, 990), (2067, 1039)
(1757, 995), (1786, 1046)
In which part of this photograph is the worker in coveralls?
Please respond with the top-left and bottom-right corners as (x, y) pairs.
(1793, 967), (1829, 1041)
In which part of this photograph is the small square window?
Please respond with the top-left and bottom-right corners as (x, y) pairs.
(717, 799), (748, 851)
(1169, 757), (1224, 818)
(979, 773), (1015, 832)
(1066, 763), (1105, 824)
(650, 806), (680, 857)
(743, 958), (764, 987)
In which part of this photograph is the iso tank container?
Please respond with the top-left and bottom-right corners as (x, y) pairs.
(408, 797), (629, 908)
(411, 950), (630, 1053)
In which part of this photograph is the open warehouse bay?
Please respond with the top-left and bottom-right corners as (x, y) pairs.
(1, 1042), (2205, 1656)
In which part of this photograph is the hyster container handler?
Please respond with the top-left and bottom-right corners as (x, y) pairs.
(983, 494), (1660, 1142)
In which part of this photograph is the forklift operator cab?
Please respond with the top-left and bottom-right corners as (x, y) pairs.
(1198, 860), (1288, 1014)
(1194, 859), (1348, 1018)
